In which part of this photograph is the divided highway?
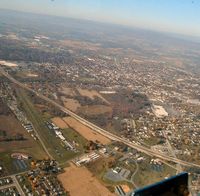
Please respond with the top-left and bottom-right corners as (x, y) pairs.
(1, 68), (200, 169)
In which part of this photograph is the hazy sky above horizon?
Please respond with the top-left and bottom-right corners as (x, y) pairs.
(0, 0), (200, 37)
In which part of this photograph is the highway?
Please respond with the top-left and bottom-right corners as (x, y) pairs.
(1, 68), (200, 168)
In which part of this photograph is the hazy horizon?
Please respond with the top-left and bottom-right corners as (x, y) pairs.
(1, 7), (200, 44)
(0, 0), (200, 38)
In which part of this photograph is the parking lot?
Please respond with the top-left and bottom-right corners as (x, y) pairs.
(13, 159), (27, 171)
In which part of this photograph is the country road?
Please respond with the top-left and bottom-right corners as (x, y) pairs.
(131, 160), (139, 189)
(1, 67), (200, 169)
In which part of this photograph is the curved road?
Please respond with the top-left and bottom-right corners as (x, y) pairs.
(1, 68), (200, 168)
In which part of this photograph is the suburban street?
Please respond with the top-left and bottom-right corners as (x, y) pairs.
(0, 174), (25, 196)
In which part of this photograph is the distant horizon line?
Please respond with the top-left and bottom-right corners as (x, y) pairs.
(1, 7), (200, 42)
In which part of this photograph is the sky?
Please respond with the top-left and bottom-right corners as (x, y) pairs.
(0, 0), (200, 37)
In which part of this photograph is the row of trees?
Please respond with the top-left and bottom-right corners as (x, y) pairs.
(0, 98), (10, 115)
(0, 133), (26, 142)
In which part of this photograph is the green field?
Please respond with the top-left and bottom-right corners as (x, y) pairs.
(15, 88), (86, 164)
(133, 158), (176, 188)
(0, 152), (30, 175)
(0, 152), (14, 174)
(62, 128), (87, 151)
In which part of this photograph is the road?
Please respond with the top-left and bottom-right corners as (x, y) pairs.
(12, 175), (25, 196)
(131, 160), (139, 189)
(162, 130), (182, 173)
(1, 68), (200, 168)
(0, 175), (25, 196)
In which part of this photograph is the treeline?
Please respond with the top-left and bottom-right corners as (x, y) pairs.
(0, 98), (10, 115)
(0, 133), (26, 142)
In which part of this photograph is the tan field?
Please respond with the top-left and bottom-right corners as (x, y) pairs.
(26, 73), (38, 77)
(59, 40), (101, 51)
(77, 88), (110, 104)
(0, 60), (18, 67)
(35, 104), (47, 112)
(60, 87), (77, 96)
(51, 117), (69, 129)
(58, 163), (115, 196)
(62, 117), (111, 145)
(63, 98), (81, 112)
(79, 105), (112, 116)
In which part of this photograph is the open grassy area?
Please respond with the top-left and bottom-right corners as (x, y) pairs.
(62, 128), (87, 152)
(116, 160), (137, 176)
(87, 157), (110, 179)
(133, 159), (176, 188)
(15, 88), (81, 163)
(0, 152), (15, 174)
(86, 156), (134, 195)
(143, 137), (162, 146)
(0, 151), (30, 175)
(62, 117), (111, 145)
